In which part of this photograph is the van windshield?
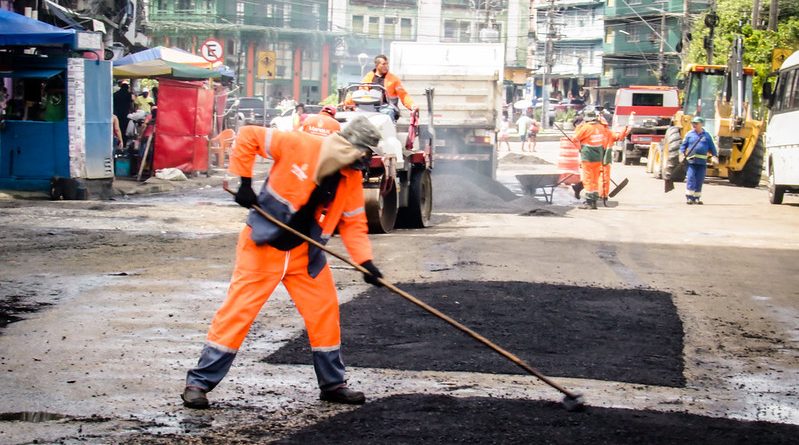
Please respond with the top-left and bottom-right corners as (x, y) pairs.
(632, 93), (664, 107)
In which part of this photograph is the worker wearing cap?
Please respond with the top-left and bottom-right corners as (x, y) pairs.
(572, 108), (613, 209)
(300, 106), (340, 137)
(680, 116), (718, 205)
(182, 116), (385, 409)
(134, 88), (154, 113)
(360, 54), (418, 120)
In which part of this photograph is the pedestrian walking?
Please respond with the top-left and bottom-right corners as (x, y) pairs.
(182, 116), (385, 409)
(680, 116), (718, 205)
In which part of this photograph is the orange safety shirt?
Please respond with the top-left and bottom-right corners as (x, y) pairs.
(361, 70), (415, 110)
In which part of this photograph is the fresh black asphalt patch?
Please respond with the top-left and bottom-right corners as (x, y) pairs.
(273, 394), (799, 445)
(267, 281), (685, 387)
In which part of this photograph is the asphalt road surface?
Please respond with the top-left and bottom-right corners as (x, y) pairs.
(0, 140), (797, 443)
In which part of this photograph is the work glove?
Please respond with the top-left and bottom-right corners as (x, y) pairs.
(234, 177), (257, 209)
(711, 156), (719, 165)
(678, 152), (685, 163)
(360, 260), (384, 287)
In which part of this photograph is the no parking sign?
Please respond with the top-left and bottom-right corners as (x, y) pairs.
(200, 39), (224, 64)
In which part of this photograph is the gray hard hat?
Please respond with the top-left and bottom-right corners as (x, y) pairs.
(339, 116), (383, 156)
(583, 107), (598, 122)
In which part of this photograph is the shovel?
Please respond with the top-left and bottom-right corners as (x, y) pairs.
(223, 186), (586, 411)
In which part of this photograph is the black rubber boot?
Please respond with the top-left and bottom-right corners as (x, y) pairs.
(181, 386), (209, 409)
(572, 182), (584, 199)
(578, 200), (597, 210)
(320, 386), (366, 405)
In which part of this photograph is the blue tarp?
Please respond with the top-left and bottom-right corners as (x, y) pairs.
(0, 9), (76, 47)
(0, 69), (62, 79)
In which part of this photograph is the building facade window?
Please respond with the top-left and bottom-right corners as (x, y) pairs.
(624, 65), (639, 77)
(352, 15), (364, 33)
(302, 47), (321, 81)
(444, 19), (457, 40)
(276, 42), (292, 80)
(400, 18), (413, 40)
(625, 23), (639, 42)
(384, 17), (397, 40)
(368, 17), (380, 37)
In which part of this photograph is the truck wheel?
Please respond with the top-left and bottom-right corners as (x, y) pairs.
(398, 169), (433, 228)
(623, 143), (635, 165)
(730, 137), (765, 188)
(663, 126), (686, 182)
(364, 175), (398, 234)
(768, 163), (785, 205)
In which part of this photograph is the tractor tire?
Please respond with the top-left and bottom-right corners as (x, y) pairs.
(364, 175), (399, 234)
(662, 126), (686, 182)
(768, 162), (786, 205)
(397, 169), (433, 228)
(729, 137), (765, 188)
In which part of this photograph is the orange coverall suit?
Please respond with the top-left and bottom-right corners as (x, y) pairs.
(573, 121), (613, 204)
(186, 126), (373, 392)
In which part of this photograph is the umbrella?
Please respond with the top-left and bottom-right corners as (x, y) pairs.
(114, 46), (214, 68)
(112, 59), (220, 79)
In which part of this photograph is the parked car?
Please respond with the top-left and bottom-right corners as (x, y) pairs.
(269, 104), (323, 131)
(225, 97), (276, 129)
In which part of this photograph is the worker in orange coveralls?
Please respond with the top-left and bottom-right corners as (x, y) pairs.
(182, 116), (385, 409)
(300, 105), (340, 137)
(360, 54), (418, 120)
(572, 107), (613, 209)
(597, 111), (634, 206)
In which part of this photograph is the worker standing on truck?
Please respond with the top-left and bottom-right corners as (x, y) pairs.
(572, 108), (612, 209)
(680, 116), (718, 205)
(181, 116), (386, 409)
(361, 54), (418, 121)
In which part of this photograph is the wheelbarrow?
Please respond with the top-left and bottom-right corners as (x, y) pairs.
(515, 173), (574, 204)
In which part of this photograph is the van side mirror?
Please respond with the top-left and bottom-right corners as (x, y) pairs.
(762, 81), (773, 107)
(676, 79), (685, 89)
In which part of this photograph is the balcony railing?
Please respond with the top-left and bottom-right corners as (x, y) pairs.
(148, 10), (328, 31)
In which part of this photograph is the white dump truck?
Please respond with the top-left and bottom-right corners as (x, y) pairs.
(390, 41), (504, 179)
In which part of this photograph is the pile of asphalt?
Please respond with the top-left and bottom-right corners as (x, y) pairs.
(267, 281), (685, 387)
(275, 394), (799, 444)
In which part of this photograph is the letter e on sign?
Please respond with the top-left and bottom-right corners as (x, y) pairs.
(201, 39), (224, 64)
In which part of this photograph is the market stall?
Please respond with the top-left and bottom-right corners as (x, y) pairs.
(0, 9), (112, 199)
(112, 49), (220, 176)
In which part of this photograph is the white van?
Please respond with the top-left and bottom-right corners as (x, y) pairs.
(766, 50), (799, 204)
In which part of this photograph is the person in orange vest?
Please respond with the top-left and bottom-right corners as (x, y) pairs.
(360, 54), (418, 121)
(300, 105), (341, 137)
(572, 108), (613, 209)
(182, 116), (385, 409)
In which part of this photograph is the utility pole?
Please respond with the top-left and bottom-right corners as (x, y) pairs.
(541, 0), (555, 130)
(657, 11), (666, 85)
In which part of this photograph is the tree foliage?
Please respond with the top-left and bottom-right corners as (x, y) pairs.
(686, 0), (799, 105)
